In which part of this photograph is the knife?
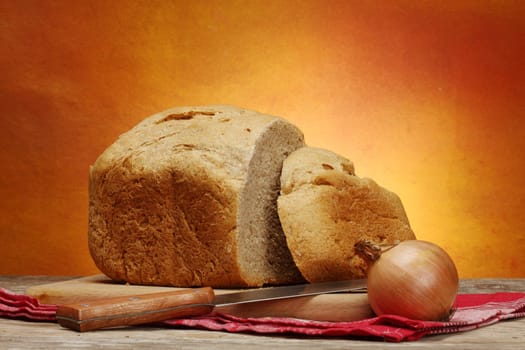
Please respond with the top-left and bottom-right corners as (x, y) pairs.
(56, 279), (367, 331)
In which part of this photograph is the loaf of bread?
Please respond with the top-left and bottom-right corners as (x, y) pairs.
(89, 105), (416, 287)
(277, 147), (416, 282)
(88, 105), (306, 287)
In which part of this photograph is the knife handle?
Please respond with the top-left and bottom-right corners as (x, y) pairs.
(56, 287), (215, 332)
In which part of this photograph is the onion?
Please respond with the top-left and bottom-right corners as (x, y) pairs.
(355, 239), (459, 321)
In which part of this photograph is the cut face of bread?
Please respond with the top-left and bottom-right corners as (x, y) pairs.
(88, 105), (305, 287)
(278, 147), (416, 282)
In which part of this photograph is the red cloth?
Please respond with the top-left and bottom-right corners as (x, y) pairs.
(1, 287), (524, 342)
(0, 288), (57, 321)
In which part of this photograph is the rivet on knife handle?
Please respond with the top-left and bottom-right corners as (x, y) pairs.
(56, 287), (215, 332)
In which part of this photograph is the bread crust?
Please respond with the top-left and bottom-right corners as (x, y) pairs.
(277, 147), (416, 282)
(88, 106), (304, 287)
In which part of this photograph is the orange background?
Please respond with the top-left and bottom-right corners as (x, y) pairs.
(1, 0), (524, 278)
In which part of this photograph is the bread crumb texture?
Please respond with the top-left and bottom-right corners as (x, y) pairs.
(278, 147), (416, 282)
(88, 105), (305, 287)
(89, 106), (415, 287)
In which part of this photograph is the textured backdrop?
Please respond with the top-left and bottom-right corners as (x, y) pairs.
(1, 0), (524, 277)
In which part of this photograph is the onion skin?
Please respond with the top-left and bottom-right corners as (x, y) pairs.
(356, 240), (459, 321)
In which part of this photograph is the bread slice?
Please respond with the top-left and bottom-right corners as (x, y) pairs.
(88, 105), (305, 287)
(277, 147), (416, 282)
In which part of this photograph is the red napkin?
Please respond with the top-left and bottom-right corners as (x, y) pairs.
(1, 287), (524, 342)
(0, 288), (57, 321)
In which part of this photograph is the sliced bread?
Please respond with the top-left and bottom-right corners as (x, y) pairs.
(277, 147), (416, 282)
(88, 105), (305, 287)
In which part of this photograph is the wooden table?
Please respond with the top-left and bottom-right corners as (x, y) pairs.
(1, 276), (524, 349)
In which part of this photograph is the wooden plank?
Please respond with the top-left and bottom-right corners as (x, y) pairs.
(2, 314), (525, 350)
(24, 275), (373, 322)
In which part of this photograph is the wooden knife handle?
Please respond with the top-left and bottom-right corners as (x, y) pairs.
(56, 287), (215, 332)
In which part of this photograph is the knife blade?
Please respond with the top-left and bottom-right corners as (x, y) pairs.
(56, 279), (367, 332)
